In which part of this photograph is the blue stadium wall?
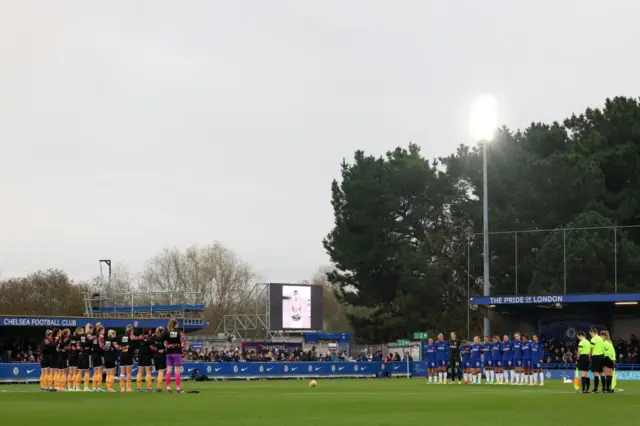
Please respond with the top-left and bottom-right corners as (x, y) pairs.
(2, 362), (640, 382)
(0, 316), (204, 329)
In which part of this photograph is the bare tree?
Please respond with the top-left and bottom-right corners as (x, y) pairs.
(0, 269), (85, 316)
(140, 243), (255, 328)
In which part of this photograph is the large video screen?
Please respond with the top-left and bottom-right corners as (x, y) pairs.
(269, 284), (323, 330)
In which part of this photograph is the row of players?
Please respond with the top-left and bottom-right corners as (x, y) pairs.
(425, 333), (545, 385)
(39, 319), (186, 393)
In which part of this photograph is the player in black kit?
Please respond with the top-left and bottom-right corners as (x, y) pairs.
(91, 325), (106, 392)
(136, 327), (155, 392)
(67, 328), (80, 391)
(151, 327), (167, 392)
(449, 332), (462, 384)
(77, 326), (91, 391)
(104, 330), (120, 392)
(40, 329), (55, 392)
(50, 328), (61, 391)
(119, 325), (136, 392)
(55, 329), (71, 391)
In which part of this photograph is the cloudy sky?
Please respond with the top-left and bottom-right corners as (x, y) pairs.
(1, 1), (639, 282)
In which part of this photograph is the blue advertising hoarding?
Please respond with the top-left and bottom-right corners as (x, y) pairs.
(0, 361), (385, 382)
(302, 332), (351, 344)
(2, 361), (639, 382)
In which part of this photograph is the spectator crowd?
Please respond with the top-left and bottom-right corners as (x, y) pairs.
(1, 335), (638, 365)
(182, 336), (639, 365)
(541, 335), (638, 364)
(0, 339), (39, 364)
(183, 345), (366, 363)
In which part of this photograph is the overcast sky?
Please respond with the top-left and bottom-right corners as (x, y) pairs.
(1, 1), (639, 282)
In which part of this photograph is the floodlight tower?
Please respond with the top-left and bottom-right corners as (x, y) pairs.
(469, 95), (498, 337)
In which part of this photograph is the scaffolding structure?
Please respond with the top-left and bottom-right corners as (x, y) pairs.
(215, 282), (284, 341)
(84, 259), (205, 327)
(83, 290), (206, 328)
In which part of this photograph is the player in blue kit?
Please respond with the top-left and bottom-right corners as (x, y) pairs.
(470, 336), (483, 384)
(501, 335), (513, 385)
(491, 336), (503, 384)
(434, 334), (449, 384)
(482, 336), (494, 384)
(425, 338), (437, 384)
(531, 334), (544, 386)
(511, 333), (523, 384)
(461, 341), (472, 384)
(521, 335), (532, 385)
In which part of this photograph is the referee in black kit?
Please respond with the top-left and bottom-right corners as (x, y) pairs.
(449, 332), (463, 384)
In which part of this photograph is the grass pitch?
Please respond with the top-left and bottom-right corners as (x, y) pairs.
(1, 379), (635, 425)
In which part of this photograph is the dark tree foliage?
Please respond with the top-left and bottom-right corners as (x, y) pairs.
(325, 97), (640, 342)
(0, 269), (86, 316)
(324, 144), (470, 342)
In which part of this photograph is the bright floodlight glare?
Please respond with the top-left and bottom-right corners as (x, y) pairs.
(469, 95), (498, 141)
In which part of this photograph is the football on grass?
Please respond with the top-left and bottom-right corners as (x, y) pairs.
(309, 380), (317, 388)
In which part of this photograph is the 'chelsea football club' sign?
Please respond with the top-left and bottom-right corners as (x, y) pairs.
(2, 317), (78, 327)
(0, 316), (202, 329)
(2, 317), (77, 327)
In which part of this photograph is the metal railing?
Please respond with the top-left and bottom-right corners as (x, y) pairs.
(466, 224), (640, 296)
(84, 290), (205, 318)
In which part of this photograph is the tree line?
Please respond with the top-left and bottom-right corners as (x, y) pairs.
(0, 244), (351, 335)
(324, 96), (640, 342)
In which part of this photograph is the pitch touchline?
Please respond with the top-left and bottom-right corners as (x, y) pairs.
(181, 390), (586, 396)
(0, 389), (622, 396)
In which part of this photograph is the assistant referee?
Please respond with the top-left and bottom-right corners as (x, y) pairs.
(601, 330), (616, 393)
(576, 331), (591, 392)
(589, 327), (605, 393)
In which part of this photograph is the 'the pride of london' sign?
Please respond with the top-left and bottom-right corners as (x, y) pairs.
(470, 292), (640, 306)
(488, 296), (564, 305)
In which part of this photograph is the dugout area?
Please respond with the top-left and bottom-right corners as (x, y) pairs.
(469, 293), (640, 341)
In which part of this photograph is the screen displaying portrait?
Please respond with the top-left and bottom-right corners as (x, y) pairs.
(281, 285), (311, 329)
(268, 283), (323, 330)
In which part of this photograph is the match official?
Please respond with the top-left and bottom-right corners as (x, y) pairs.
(601, 330), (616, 393)
(589, 327), (605, 393)
(576, 331), (591, 392)
(448, 332), (462, 384)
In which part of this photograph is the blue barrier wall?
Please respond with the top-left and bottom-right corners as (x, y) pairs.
(2, 362), (640, 382)
(0, 361), (395, 382)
